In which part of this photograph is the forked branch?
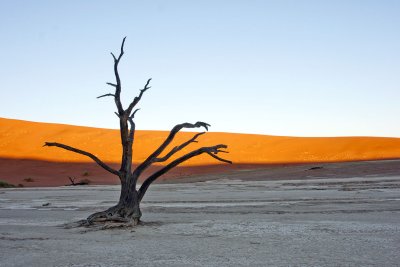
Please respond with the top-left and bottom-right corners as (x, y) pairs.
(126, 78), (152, 116)
(154, 132), (206, 163)
(100, 37), (151, 119)
(133, 121), (210, 176)
(138, 144), (232, 201)
(44, 142), (119, 176)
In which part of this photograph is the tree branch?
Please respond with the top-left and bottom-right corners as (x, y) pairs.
(138, 144), (232, 201)
(119, 37), (126, 61)
(111, 37), (127, 115)
(111, 52), (117, 62)
(106, 82), (117, 87)
(97, 93), (115, 99)
(43, 142), (119, 176)
(68, 176), (76, 185)
(131, 108), (140, 118)
(127, 117), (135, 142)
(132, 121), (210, 177)
(126, 78), (152, 116)
(154, 132), (205, 163)
(206, 151), (232, 164)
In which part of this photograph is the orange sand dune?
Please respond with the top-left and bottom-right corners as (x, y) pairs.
(1, 117), (400, 165)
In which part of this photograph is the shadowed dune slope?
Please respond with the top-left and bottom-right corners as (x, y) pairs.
(1, 117), (400, 165)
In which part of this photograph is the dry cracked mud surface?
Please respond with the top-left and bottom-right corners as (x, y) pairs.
(1, 171), (400, 266)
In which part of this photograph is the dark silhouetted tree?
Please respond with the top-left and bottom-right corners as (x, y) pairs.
(44, 37), (231, 227)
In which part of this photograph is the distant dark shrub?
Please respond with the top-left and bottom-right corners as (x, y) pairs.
(79, 179), (91, 185)
(23, 178), (34, 182)
(0, 180), (15, 188)
(82, 171), (90, 177)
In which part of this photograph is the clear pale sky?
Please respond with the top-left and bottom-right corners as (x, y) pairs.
(1, 1), (399, 137)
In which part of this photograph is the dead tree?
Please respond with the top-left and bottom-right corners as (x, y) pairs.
(44, 37), (231, 227)
(67, 176), (77, 186)
(67, 176), (90, 186)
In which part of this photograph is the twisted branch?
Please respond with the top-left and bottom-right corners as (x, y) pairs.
(132, 121), (210, 177)
(138, 144), (232, 201)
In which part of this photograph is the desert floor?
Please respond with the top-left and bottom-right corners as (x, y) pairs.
(1, 160), (400, 266)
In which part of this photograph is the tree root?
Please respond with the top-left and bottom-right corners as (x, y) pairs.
(63, 205), (141, 230)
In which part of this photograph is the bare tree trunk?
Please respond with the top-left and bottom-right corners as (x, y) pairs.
(117, 174), (141, 221)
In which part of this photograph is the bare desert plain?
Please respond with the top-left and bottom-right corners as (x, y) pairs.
(1, 118), (400, 266)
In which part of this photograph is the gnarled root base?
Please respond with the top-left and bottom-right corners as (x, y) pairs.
(64, 205), (142, 230)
